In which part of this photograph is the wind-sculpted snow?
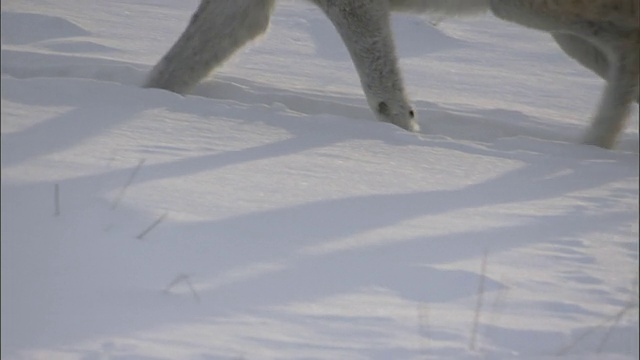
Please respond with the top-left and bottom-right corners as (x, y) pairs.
(1, 12), (90, 45)
(1, 1), (638, 359)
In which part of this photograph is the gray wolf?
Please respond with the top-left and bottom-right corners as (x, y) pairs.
(145, 0), (639, 149)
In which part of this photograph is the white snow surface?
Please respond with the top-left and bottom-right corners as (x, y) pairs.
(1, 0), (638, 359)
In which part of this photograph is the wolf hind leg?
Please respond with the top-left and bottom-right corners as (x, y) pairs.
(312, 0), (418, 131)
(583, 45), (639, 149)
(553, 33), (640, 105)
(145, 0), (276, 94)
(552, 33), (609, 80)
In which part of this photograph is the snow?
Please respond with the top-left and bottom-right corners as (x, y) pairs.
(1, 0), (638, 359)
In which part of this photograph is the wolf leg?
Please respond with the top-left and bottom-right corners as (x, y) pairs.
(552, 33), (609, 80)
(553, 32), (640, 106)
(312, 0), (418, 131)
(490, 0), (638, 148)
(145, 0), (276, 94)
(583, 43), (639, 148)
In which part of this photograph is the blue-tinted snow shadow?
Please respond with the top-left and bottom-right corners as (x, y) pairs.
(0, 77), (151, 167)
(0, 11), (90, 45)
(3, 58), (638, 355)
(3, 136), (637, 356)
(155, 153), (636, 303)
(2, 48), (638, 360)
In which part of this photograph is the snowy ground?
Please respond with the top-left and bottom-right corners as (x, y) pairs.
(1, 0), (638, 359)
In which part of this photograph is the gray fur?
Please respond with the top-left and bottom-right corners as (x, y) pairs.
(145, 0), (638, 149)
(552, 33), (610, 80)
(145, 0), (490, 133)
(489, 0), (639, 149)
(145, 0), (276, 94)
(312, 0), (418, 131)
(389, 0), (488, 14)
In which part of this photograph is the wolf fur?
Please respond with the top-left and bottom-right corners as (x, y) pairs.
(145, 0), (639, 149)
(489, 0), (639, 148)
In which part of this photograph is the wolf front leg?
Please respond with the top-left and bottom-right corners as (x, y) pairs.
(313, 0), (419, 132)
(583, 38), (639, 149)
(145, 0), (276, 94)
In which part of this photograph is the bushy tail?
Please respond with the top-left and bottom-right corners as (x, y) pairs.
(390, 0), (490, 16)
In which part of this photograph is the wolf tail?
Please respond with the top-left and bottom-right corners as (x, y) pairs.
(390, 0), (490, 16)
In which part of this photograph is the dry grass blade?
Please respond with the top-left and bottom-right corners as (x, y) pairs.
(111, 159), (145, 210)
(469, 248), (489, 351)
(136, 212), (168, 240)
(54, 183), (60, 216)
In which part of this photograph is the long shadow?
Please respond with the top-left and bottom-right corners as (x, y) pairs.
(186, 208), (634, 309)
(2, 178), (635, 355)
(3, 121), (637, 358)
(1, 77), (149, 167)
(96, 148), (637, 278)
(163, 150), (636, 254)
(3, 54), (638, 359)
